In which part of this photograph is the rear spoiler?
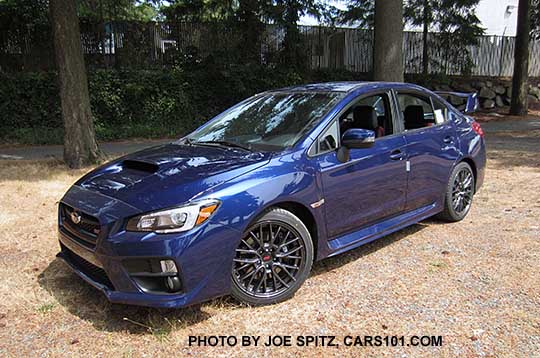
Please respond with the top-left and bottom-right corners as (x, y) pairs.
(435, 91), (478, 114)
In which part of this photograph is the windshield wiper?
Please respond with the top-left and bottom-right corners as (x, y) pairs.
(182, 138), (192, 145)
(195, 140), (253, 152)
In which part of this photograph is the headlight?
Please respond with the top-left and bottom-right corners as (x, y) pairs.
(126, 199), (220, 233)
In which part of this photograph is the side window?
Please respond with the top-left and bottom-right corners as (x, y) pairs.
(318, 120), (339, 153)
(432, 98), (448, 124)
(397, 93), (436, 130)
(339, 93), (393, 138)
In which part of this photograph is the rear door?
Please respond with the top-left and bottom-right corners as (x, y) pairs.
(393, 90), (460, 211)
(311, 90), (409, 239)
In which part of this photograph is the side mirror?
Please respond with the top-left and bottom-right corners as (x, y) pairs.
(336, 128), (375, 163)
(341, 128), (375, 149)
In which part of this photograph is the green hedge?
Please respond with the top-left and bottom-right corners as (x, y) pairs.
(1, 66), (366, 145)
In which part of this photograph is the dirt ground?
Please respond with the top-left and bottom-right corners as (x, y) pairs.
(0, 119), (539, 357)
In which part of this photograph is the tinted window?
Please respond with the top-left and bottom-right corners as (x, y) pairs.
(397, 93), (435, 130)
(186, 92), (344, 151)
(339, 94), (393, 138)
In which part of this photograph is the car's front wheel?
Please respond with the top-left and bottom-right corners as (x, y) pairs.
(231, 208), (314, 305)
(438, 161), (475, 222)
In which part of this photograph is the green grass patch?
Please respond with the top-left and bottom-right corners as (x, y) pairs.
(36, 302), (55, 313)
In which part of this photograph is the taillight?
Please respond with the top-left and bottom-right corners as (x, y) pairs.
(471, 121), (484, 138)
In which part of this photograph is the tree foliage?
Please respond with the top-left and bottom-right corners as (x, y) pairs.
(161, 0), (234, 22)
(265, 0), (326, 67)
(0, 66), (317, 144)
(340, 0), (484, 75)
(405, 0), (484, 74)
(0, 0), (49, 43)
(341, 0), (374, 27)
(78, 0), (160, 22)
(0, 0), (161, 25)
(161, 0), (328, 68)
(0, 0), (49, 28)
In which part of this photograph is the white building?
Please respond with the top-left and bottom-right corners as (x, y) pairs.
(476, 0), (519, 36)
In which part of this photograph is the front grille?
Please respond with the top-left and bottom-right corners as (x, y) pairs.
(61, 244), (114, 290)
(60, 203), (101, 250)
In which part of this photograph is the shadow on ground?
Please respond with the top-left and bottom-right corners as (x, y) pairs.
(312, 222), (428, 276)
(38, 259), (213, 335)
(486, 133), (540, 169)
(38, 220), (430, 335)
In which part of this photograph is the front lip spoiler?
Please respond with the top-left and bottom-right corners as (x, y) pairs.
(56, 251), (198, 308)
(57, 251), (111, 293)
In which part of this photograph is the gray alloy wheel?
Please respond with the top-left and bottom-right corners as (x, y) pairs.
(438, 162), (475, 222)
(230, 208), (313, 305)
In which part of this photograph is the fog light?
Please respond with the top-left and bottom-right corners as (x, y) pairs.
(166, 276), (182, 292)
(160, 259), (177, 273)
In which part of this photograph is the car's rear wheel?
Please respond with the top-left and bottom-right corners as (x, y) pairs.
(231, 208), (313, 305)
(438, 162), (475, 222)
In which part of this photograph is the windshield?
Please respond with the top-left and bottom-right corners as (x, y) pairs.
(184, 92), (344, 151)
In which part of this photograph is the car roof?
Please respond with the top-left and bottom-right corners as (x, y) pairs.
(275, 81), (427, 94)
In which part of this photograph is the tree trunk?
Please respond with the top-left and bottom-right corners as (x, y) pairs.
(237, 0), (263, 63)
(510, 0), (531, 116)
(49, 0), (103, 168)
(422, 0), (429, 76)
(373, 0), (404, 82)
(282, 0), (303, 69)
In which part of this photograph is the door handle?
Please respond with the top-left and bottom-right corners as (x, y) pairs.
(389, 150), (405, 160)
(443, 136), (454, 144)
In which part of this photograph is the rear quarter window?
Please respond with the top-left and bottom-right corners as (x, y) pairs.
(432, 98), (448, 124)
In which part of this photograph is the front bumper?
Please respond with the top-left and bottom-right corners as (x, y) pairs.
(57, 186), (241, 308)
(58, 224), (241, 308)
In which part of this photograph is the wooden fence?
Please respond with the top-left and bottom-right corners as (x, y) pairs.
(299, 26), (540, 77)
(1, 22), (540, 77)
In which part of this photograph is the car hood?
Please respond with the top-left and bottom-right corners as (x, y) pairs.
(75, 143), (272, 211)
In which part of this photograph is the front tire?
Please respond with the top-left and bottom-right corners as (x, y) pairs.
(438, 162), (475, 222)
(231, 208), (314, 305)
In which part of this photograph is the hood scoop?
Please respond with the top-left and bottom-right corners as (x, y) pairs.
(122, 160), (159, 174)
(81, 160), (160, 192)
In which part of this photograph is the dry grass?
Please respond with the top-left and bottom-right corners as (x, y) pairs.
(0, 127), (539, 357)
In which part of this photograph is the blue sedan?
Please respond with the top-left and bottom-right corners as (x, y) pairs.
(57, 82), (486, 308)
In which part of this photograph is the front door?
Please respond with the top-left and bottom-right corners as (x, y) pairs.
(313, 91), (409, 239)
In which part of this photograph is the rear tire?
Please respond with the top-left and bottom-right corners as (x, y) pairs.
(437, 162), (475, 222)
(230, 208), (313, 305)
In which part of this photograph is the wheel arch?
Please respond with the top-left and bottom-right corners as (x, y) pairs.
(274, 201), (318, 259)
(245, 201), (320, 260)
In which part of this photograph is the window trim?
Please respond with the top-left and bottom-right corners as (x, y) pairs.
(308, 89), (400, 158)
